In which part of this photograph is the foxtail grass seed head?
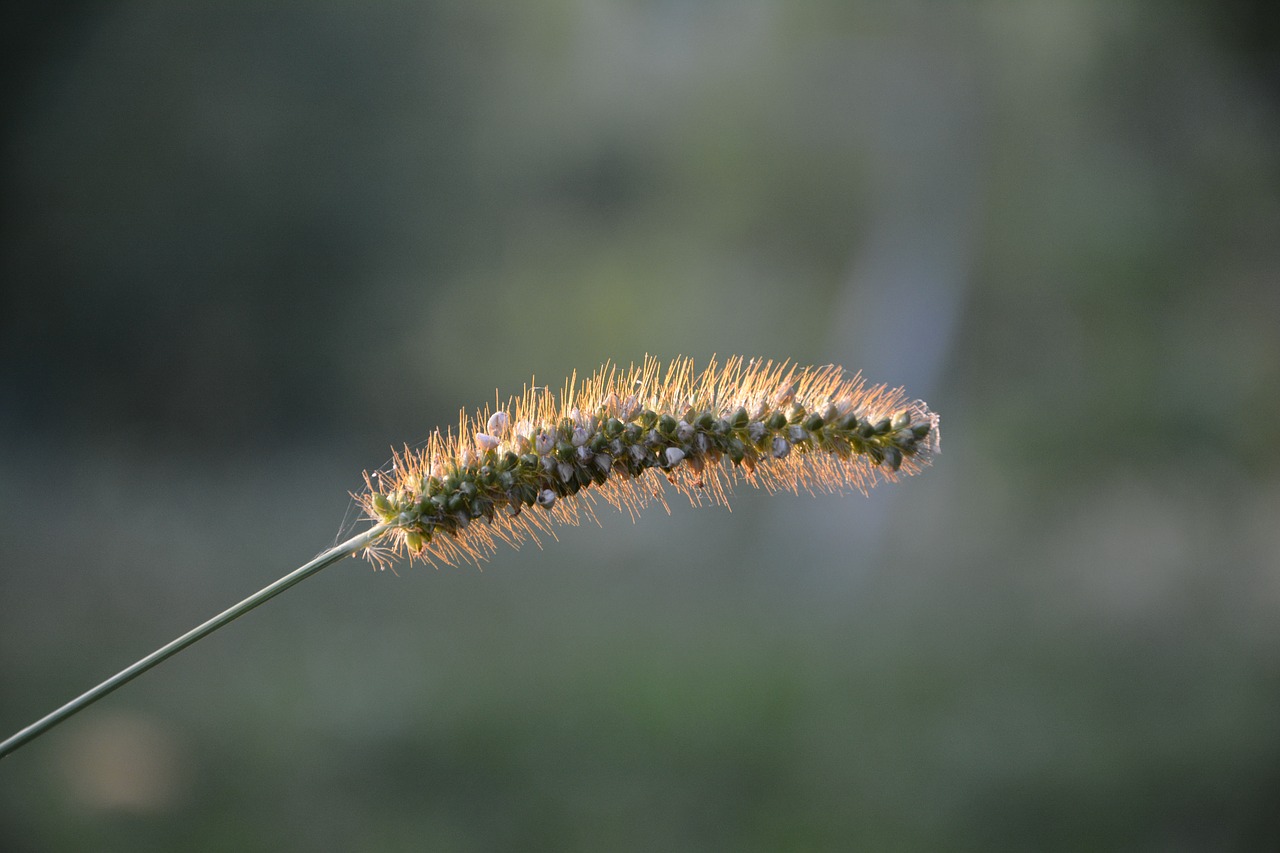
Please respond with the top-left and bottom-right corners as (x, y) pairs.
(359, 356), (939, 568)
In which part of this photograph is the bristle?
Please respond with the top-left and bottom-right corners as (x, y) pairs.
(359, 355), (939, 568)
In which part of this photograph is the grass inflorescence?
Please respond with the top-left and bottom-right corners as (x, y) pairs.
(361, 355), (939, 568)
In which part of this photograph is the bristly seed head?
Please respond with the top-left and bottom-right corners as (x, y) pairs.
(359, 355), (939, 568)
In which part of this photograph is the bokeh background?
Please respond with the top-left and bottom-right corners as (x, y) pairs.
(2, 2), (1279, 850)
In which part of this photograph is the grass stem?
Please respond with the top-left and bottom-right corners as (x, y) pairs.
(0, 522), (391, 759)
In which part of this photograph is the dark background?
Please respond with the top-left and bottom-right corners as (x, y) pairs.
(2, 2), (1279, 850)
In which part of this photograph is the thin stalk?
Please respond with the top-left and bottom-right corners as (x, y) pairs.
(0, 522), (391, 759)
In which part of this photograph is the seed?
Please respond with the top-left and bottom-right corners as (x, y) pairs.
(487, 411), (510, 436)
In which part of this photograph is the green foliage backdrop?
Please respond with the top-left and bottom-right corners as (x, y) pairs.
(2, 2), (1278, 850)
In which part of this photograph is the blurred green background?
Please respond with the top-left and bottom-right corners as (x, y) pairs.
(2, 1), (1279, 850)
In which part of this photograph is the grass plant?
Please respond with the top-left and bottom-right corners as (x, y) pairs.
(0, 355), (938, 758)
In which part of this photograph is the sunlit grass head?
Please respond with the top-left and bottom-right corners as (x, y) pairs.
(361, 355), (940, 568)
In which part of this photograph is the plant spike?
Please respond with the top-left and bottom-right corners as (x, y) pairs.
(361, 355), (939, 568)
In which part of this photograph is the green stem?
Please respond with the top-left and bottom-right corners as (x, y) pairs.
(0, 522), (391, 759)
